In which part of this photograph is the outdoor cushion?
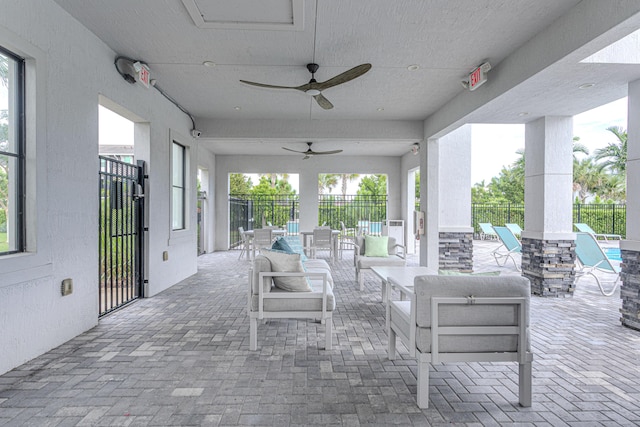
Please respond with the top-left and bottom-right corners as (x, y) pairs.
(356, 235), (398, 255)
(260, 249), (311, 292)
(250, 281), (335, 312)
(303, 259), (334, 286)
(358, 256), (405, 269)
(281, 236), (308, 261)
(272, 237), (294, 252)
(438, 270), (501, 276)
(251, 255), (273, 294)
(413, 275), (530, 329)
(364, 235), (389, 257)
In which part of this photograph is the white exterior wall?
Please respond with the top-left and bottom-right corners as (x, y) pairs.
(0, 0), (197, 374)
(197, 147), (217, 255)
(214, 155), (402, 250)
(438, 125), (472, 232)
(401, 149), (420, 252)
(420, 139), (440, 269)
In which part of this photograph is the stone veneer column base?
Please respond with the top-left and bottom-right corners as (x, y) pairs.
(620, 249), (640, 331)
(521, 238), (576, 297)
(439, 232), (473, 273)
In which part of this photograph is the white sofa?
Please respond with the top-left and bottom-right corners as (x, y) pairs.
(248, 246), (335, 351)
(387, 274), (533, 409)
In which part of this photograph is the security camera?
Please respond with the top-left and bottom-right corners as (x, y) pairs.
(191, 129), (202, 138)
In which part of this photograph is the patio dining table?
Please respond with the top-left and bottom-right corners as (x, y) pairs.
(370, 265), (437, 331)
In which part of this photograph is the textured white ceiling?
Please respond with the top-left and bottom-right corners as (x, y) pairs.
(53, 0), (640, 156)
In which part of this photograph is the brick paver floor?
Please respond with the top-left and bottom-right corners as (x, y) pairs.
(1, 240), (639, 426)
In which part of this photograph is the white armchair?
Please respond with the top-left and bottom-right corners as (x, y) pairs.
(387, 274), (533, 409)
(354, 235), (406, 291)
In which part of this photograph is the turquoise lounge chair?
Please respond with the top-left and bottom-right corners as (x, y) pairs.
(491, 226), (522, 271)
(574, 232), (620, 296)
(506, 223), (523, 237)
(574, 223), (621, 241)
(479, 222), (497, 240)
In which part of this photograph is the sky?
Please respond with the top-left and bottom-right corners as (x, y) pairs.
(470, 97), (628, 185)
(99, 97), (629, 193)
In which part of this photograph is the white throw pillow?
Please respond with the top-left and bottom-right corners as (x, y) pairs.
(260, 249), (312, 292)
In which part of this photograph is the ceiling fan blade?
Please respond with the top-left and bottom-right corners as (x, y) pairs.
(313, 93), (334, 110)
(316, 63), (372, 91)
(282, 147), (306, 154)
(240, 80), (300, 90)
(309, 149), (343, 155)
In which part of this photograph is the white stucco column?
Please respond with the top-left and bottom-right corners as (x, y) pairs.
(523, 116), (575, 296)
(620, 79), (640, 330)
(438, 125), (473, 271)
(299, 172), (319, 231)
(420, 139), (439, 269)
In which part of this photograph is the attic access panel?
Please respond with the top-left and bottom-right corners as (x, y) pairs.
(181, 0), (304, 31)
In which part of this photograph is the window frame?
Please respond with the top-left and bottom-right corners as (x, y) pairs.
(171, 140), (186, 231)
(0, 45), (26, 256)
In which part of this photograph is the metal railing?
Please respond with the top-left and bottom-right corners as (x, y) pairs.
(318, 194), (387, 231)
(228, 194), (388, 248)
(471, 203), (626, 238)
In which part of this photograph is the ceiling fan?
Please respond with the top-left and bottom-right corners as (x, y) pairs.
(240, 63), (372, 110)
(282, 142), (343, 160)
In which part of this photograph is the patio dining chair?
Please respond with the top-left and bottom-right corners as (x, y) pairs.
(238, 226), (250, 260)
(574, 223), (621, 241)
(574, 232), (621, 296)
(357, 220), (369, 236)
(252, 228), (274, 259)
(339, 221), (355, 260)
(491, 226), (522, 271)
(311, 228), (334, 262)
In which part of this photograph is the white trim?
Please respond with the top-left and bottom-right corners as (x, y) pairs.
(521, 231), (575, 241)
(169, 129), (192, 239)
(181, 0), (304, 31)
(620, 239), (640, 252)
(0, 26), (51, 282)
(438, 227), (473, 233)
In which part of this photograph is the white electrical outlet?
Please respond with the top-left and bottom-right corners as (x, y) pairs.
(61, 278), (73, 296)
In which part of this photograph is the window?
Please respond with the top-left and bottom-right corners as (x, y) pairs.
(172, 141), (186, 230)
(0, 47), (25, 255)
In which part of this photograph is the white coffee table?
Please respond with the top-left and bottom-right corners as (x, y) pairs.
(371, 265), (436, 303)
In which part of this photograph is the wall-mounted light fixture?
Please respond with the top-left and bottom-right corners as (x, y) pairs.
(412, 143), (420, 155)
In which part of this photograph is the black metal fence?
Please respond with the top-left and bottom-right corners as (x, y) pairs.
(471, 203), (626, 238)
(318, 195), (387, 231)
(98, 157), (145, 317)
(228, 194), (388, 248)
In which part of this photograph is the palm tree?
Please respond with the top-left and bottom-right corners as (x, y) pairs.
(318, 173), (339, 195)
(339, 173), (359, 198)
(259, 173), (289, 189)
(598, 174), (626, 202)
(594, 126), (627, 174)
(573, 158), (605, 203)
(0, 53), (8, 87)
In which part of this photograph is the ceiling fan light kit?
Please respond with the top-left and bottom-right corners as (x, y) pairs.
(240, 63), (372, 110)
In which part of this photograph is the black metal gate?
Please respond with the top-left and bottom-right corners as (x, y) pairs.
(99, 156), (146, 317)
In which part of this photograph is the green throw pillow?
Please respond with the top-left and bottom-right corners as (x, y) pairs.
(438, 270), (501, 276)
(364, 235), (389, 257)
